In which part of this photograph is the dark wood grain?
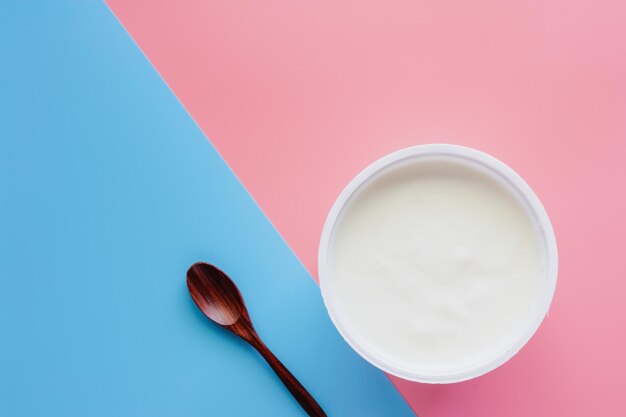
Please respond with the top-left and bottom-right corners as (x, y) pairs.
(186, 262), (327, 417)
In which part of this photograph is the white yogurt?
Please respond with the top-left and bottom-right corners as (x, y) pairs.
(319, 145), (557, 383)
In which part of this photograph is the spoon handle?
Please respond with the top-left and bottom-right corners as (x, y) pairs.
(250, 337), (327, 417)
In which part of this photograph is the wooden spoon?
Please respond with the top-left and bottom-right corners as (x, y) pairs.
(186, 262), (327, 417)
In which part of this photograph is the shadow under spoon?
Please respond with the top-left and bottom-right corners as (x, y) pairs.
(186, 262), (327, 417)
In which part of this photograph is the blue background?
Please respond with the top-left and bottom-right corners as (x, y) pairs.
(0, 2), (414, 416)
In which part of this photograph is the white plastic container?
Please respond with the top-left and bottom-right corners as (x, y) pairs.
(318, 144), (558, 383)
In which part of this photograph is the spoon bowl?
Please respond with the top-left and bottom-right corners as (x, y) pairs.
(187, 263), (245, 326)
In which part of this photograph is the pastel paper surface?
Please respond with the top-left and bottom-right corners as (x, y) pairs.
(0, 2), (413, 416)
(105, 1), (626, 416)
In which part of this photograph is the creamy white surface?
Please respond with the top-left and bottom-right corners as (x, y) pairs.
(329, 158), (542, 371)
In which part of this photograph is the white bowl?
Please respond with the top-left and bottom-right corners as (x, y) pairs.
(318, 144), (558, 383)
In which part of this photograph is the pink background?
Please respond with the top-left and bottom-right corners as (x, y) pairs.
(106, 1), (626, 415)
